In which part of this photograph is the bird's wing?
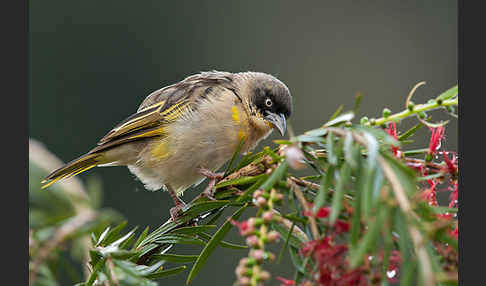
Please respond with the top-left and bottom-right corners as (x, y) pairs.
(88, 71), (237, 154)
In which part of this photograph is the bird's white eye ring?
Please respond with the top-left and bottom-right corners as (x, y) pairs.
(265, 98), (273, 107)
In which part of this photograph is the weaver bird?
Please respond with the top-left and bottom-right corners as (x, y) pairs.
(42, 71), (293, 220)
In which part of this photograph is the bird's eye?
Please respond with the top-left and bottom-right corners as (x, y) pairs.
(265, 98), (273, 107)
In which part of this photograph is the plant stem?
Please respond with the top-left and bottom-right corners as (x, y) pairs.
(366, 97), (457, 126)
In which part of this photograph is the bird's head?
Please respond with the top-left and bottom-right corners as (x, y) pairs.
(237, 72), (293, 136)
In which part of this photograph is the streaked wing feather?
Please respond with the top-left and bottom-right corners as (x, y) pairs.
(90, 71), (236, 154)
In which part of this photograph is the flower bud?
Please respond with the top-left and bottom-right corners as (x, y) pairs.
(246, 235), (259, 247)
(255, 197), (267, 208)
(407, 101), (415, 111)
(383, 108), (391, 118)
(253, 189), (263, 199)
(239, 257), (249, 266)
(251, 249), (265, 262)
(360, 116), (369, 125)
(285, 145), (306, 170)
(262, 211), (274, 223)
(238, 276), (251, 285)
(259, 270), (271, 281)
(235, 265), (248, 277)
(267, 231), (280, 243)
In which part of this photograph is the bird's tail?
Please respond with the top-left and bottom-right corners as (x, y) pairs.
(41, 152), (106, 189)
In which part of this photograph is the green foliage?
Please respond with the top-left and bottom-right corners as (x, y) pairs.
(29, 84), (458, 286)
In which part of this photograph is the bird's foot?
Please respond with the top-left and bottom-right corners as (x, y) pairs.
(197, 168), (225, 200)
(167, 186), (186, 222)
(170, 202), (186, 222)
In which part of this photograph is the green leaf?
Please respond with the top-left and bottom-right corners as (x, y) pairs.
(85, 257), (105, 286)
(133, 226), (150, 250)
(197, 232), (248, 249)
(312, 166), (334, 213)
(435, 85), (458, 101)
(349, 207), (388, 267)
(102, 221), (128, 246)
(343, 131), (359, 169)
(261, 161), (288, 192)
(324, 112), (354, 127)
(304, 128), (328, 137)
(272, 222), (307, 248)
(169, 225), (217, 235)
(150, 254), (199, 263)
(398, 122), (424, 141)
(186, 204), (248, 285)
(353, 92), (363, 114)
(215, 174), (265, 189)
(328, 104), (344, 121)
(330, 163), (351, 224)
(145, 265), (187, 279)
(277, 221), (295, 264)
(327, 132), (338, 165)
(155, 234), (206, 246)
(182, 200), (231, 217)
(236, 174), (268, 202)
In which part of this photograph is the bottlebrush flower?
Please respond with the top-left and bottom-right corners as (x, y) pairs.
(386, 122), (400, 157)
(276, 276), (295, 286)
(334, 220), (350, 234)
(441, 151), (458, 176)
(231, 219), (254, 237)
(428, 126), (445, 155)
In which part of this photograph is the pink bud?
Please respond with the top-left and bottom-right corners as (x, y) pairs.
(267, 231), (280, 243)
(246, 235), (259, 247)
(239, 257), (249, 266)
(262, 211), (274, 222)
(238, 276), (251, 285)
(253, 189), (263, 199)
(251, 249), (265, 262)
(235, 265), (247, 277)
(259, 270), (271, 281)
(255, 197), (267, 208)
(285, 145), (306, 169)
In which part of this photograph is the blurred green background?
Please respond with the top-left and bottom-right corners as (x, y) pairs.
(29, 1), (457, 285)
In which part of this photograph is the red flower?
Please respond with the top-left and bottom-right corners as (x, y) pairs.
(421, 179), (438, 206)
(303, 204), (330, 218)
(386, 122), (400, 157)
(334, 220), (350, 234)
(276, 276), (295, 286)
(316, 207), (331, 218)
(428, 126), (445, 155)
(230, 219), (253, 236)
(448, 181), (458, 209)
(441, 152), (458, 175)
(450, 225), (458, 239)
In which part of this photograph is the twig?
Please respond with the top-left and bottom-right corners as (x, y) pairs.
(288, 178), (320, 240)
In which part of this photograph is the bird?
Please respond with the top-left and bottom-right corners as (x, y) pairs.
(41, 70), (293, 220)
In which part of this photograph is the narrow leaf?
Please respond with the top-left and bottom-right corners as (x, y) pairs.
(330, 163), (351, 224)
(186, 204), (249, 285)
(145, 265), (187, 279)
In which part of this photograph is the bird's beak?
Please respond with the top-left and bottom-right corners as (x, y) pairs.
(265, 111), (287, 136)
